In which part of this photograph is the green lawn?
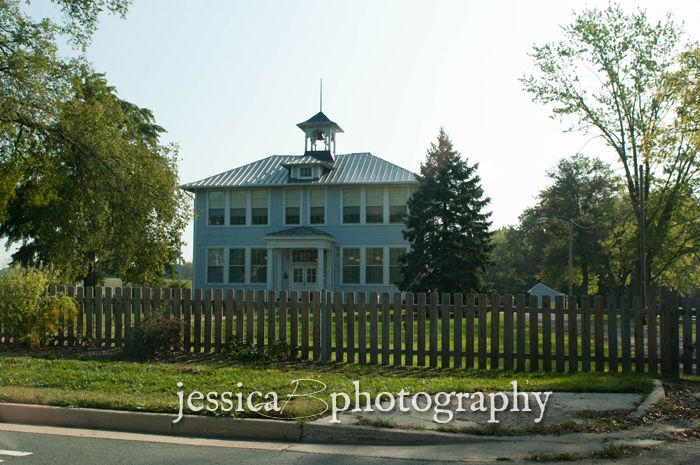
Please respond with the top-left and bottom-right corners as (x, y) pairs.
(0, 351), (652, 420)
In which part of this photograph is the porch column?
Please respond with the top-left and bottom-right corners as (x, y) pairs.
(317, 247), (325, 290)
(266, 247), (273, 290)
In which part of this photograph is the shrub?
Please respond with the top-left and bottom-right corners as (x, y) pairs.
(123, 310), (182, 359)
(221, 337), (292, 363)
(0, 266), (77, 347)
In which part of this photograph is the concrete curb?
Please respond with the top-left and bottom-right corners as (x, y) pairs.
(0, 402), (492, 445)
(0, 403), (301, 442)
(629, 379), (665, 419)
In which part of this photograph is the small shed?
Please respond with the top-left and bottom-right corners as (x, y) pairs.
(527, 283), (564, 307)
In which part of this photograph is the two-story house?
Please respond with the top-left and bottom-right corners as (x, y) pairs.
(181, 110), (417, 292)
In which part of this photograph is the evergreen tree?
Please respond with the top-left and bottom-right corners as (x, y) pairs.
(399, 129), (492, 293)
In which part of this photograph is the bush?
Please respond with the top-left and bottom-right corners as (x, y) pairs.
(123, 310), (182, 359)
(0, 266), (77, 347)
(221, 337), (292, 363)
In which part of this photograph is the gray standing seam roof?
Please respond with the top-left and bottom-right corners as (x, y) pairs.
(181, 153), (416, 190)
(265, 226), (333, 238)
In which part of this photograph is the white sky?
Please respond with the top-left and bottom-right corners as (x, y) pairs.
(3, 0), (700, 265)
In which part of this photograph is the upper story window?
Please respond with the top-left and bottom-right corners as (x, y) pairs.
(229, 191), (246, 225)
(285, 189), (301, 225)
(299, 166), (313, 178)
(208, 191), (225, 225)
(251, 190), (269, 225)
(365, 187), (384, 223)
(342, 188), (360, 224)
(309, 189), (325, 224)
(389, 187), (408, 223)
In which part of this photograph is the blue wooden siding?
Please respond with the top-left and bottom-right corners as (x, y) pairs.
(191, 184), (413, 292)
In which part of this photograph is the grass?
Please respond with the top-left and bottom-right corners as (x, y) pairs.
(0, 351), (652, 421)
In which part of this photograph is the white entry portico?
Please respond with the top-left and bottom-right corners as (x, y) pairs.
(264, 227), (334, 292)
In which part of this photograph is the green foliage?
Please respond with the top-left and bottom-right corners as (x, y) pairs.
(123, 310), (182, 359)
(221, 337), (292, 364)
(400, 129), (492, 293)
(521, 4), (700, 296)
(0, 266), (76, 347)
(1, 1), (187, 286)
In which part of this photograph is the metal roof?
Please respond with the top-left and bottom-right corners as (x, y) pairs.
(297, 111), (343, 132)
(265, 226), (333, 238)
(181, 153), (417, 190)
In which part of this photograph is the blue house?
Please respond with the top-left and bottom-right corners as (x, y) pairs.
(181, 110), (417, 292)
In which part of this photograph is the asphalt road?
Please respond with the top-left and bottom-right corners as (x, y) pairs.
(1, 423), (700, 465)
(0, 425), (464, 465)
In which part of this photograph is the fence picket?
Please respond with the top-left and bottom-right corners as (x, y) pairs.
(382, 292), (391, 366)
(503, 295), (514, 371)
(182, 288), (191, 353)
(334, 291), (344, 362)
(290, 291), (298, 357)
(441, 293), (450, 368)
(347, 292), (356, 364)
(193, 289), (202, 353)
(581, 296), (590, 373)
(245, 290), (254, 344)
(542, 295), (552, 372)
(267, 290), (275, 346)
(683, 297), (693, 375)
(491, 294), (500, 370)
(529, 295), (539, 372)
(621, 296), (631, 373)
(214, 289), (223, 350)
(453, 293), (463, 369)
(594, 296), (604, 372)
(405, 292), (414, 366)
(478, 294), (487, 370)
(568, 296), (578, 373)
(358, 292), (367, 365)
(516, 294), (526, 371)
(95, 287), (103, 347)
(278, 290), (287, 343)
(302, 291), (310, 360)
(224, 289), (233, 343)
(465, 294), (475, 369)
(204, 289), (213, 353)
(393, 293), (402, 366)
(607, 295), (618, 373)
(369, 292), (379, 365)
(429, 292), (438, 368)
(256, 290), (265, 348)
(235, 290), (244, 341)
(313, 292), (321, 361)
(114, 287), (122, 347)
(417, 293), (426, 367)
(648, 298), (658, 375)
(634, 295), (644, 373)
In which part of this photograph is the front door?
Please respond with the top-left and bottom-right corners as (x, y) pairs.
(291, 265), (317, 291)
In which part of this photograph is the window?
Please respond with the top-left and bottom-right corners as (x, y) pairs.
(251, 191), (268, 225)
(306, 267), (317, 283)
(342, 188), (360, 224)
(365, 187), (384, 223)
(309, 189), (325, 224)
(208, 191), (225, 225)
(285, 190), (300, 225)
(365, 247), (384, 284)
(389, 247), (405, 285)
(228, 248), (245, 283)
(299, 166), (313, 178)
(250, 248), (267, 283)
(389, 187), (407, 223)
(207, 248), (224, 283)
(229, 191), (246, 225)
(342, 248), (360, 284)
(292, 249), (317, 263)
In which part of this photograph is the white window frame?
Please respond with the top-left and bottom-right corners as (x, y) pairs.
(283, 189), (302, 226)
(297, 166), (314, 179)
(308, 187), (327, 226)
(205, 247), (225, 284)
(206, 191), (226, 227)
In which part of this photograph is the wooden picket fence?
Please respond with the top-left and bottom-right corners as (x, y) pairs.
(1, 287), (698, 377)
